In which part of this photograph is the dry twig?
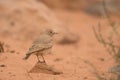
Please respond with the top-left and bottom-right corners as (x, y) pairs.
(0, 41), (4, 53)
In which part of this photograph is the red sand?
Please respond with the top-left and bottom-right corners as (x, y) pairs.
(0, 10), (115, 80)
(0, 0), (118, 79)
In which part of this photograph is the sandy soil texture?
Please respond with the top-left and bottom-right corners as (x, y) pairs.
(0, 0), (117, 80)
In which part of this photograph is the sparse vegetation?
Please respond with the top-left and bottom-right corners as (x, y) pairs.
(92, 0), (120, 80)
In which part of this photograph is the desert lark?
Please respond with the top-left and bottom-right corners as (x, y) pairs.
(23, 29), (58, 64)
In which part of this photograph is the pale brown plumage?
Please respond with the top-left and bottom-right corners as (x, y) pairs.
(23, 29), (57, 64)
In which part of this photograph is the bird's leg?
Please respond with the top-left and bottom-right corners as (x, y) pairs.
(36, 54), (46, 64)
(41, 54), (46, 64)
(36, 54), (41, 62)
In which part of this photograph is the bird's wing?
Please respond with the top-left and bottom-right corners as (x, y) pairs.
(26, 43), (53, 54)
(26, 34), (53, 55)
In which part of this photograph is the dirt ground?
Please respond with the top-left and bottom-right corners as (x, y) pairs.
(0, 1), (117, 80)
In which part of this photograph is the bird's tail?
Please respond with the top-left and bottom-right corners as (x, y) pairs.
(23, 54), (31, 60)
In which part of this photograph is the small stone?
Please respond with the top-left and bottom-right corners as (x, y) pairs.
(99, 58), (105, 61)
(54, 58), (62, 62)
(84, 77), (88, 79)
(10, 50), (15, 53)
(0, 64), (6, 67)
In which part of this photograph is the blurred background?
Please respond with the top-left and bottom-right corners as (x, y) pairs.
(0, 0), (120, 80)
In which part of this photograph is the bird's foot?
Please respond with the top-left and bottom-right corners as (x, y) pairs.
(38, 60), (47, 65)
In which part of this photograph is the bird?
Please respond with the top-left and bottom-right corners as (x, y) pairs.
(23, 28), (58, 64)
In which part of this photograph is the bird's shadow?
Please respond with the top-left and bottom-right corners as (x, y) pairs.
(29, 61), (63, 75)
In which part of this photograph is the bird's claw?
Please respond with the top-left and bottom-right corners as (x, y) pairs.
(38, 60), (47, 65)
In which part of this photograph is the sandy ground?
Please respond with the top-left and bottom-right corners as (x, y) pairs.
(0, 10), (116, 80)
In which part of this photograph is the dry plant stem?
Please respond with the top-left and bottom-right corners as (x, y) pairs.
(93, 26), (111, 55)
(102, 0), (114, 27)
(0, 42), (4, 53)
(93, 25), (118, 57)
(92, 0), (120, 79)
(102, 0), (120, 38)
(102, 0), (120, 63)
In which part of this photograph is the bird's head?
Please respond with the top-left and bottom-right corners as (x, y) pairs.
(44, 29), (58, 36)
